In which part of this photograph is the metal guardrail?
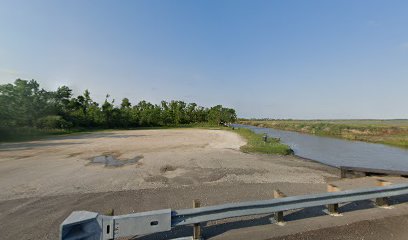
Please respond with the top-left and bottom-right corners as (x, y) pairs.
(60, 183), (408, 240)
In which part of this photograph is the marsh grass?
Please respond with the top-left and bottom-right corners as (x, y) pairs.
(240, 119), (408, 149)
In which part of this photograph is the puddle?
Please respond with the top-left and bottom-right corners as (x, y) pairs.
(89, 154), (143, 167)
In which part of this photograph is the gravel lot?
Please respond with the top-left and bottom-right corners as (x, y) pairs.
(0, 129), (336, 201)
(1, 129), (408, 239)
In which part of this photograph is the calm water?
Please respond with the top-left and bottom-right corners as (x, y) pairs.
(234, 124), (408, 171)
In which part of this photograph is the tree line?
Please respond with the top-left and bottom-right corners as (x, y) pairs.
(0, 79), (237, 131)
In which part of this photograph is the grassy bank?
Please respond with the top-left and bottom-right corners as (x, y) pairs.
(240, 119), (408, 149)
(231, 127), (293, 155)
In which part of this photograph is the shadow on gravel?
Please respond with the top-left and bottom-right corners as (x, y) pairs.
(0, 133), (147, 151)
(391, 194), (408, 205)
(0, 141), (85, 151)
(49, 132), (147, 140)
(340, 200), (376, 212)
(284, 206), (327, 221)
(133, 214), (274, 240)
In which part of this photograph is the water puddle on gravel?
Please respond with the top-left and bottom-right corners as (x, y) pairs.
(89, 154), (143, 167)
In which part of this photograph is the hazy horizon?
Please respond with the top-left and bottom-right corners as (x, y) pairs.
(1, 0), (408, 119)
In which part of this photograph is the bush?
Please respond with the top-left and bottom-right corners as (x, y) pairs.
(0, 127), (68, 142)
(36, 115), (73, 129)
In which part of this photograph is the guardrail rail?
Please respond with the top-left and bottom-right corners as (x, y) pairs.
(60, 182), (408, 240)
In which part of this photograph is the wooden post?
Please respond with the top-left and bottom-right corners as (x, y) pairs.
(375, 179), (392, 207)
(106, 208), (115, 216)
(376, 179), (391, 187)
(327, 184), (340, 215)
(273, 189), (287, 223)
(193, 199), (201, 240)
(340, 168), (347, 178)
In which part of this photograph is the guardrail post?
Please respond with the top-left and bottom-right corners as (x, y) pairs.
(327, 184), (340, 215)
(375, 179), (391, 207)
(193, 199), (202, 240)
(340, 168), (347, 178)
(106, 208), (115, 216)
(273, 189), (287, 224)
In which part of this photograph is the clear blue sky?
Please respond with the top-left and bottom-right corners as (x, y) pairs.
(1, 0), (407, 119)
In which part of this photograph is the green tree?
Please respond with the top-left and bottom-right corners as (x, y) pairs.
(0, 79), (54, 127)
(208, 105), (237, 124)
(0, 79), (238, 141)
(102, 95), (116, 128)
(119, 98), (132, 128)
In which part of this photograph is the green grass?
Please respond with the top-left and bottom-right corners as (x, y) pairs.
(231, 127), (293, 155)
(239, 119), (408, 149)
(0, 127), (96, 143)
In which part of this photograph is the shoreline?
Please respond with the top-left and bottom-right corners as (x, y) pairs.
(293, 154), (339, 172)
(239, 121), (408, 150)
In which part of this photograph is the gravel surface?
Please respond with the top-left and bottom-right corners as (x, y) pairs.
(270, 214), (408, 240)
(0, 129), (336, 200)
(1, 129), (408, 240)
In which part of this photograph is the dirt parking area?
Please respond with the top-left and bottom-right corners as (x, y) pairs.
(1, 128), (408, 239)
(0, 129), (336, 201)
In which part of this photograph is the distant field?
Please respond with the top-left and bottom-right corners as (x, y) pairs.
(239, 119), (408, 149)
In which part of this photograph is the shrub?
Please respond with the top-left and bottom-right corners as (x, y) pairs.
(36, 115), (73, 129)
